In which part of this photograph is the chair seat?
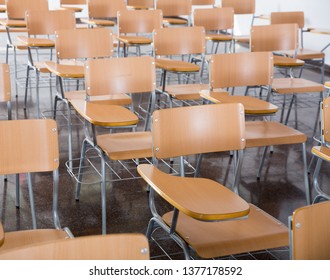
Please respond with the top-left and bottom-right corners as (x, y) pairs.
(0, 27), (27, 34)
(0, 19), (26, 27)
(66, 90), (132, 106)
(233, 35), (250, 44)
(45, 61), (84, 78)
(325, 81), (330, 89)
(163, 203), (288, 259)
(155, 58), (200, 72)
(245, 121), (307, 148)
(200, 90), (278, 115)
(97, 132), (152, 161)
(116, 35), (153, 45)
(137, 164), (250, 221)
(60, 5), (84, 13)
(0, 229), (69, 252)
(273, 55), (305, 67)
(311, 146), (330, 161)
(34, 61), (52, 73)
(80, 18), (116, 27)
(69, 99), (138, 127)
(205, 33), (233, 42)
(162, 83), (209, 100)
(13, 42), (28, 50)
(272, 78), (324, 94)
(17, 36), (55, 47)
(163, 17), (188, 25)
(281, 49), (325, 60)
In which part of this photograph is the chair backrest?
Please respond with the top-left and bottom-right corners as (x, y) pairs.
(270, 12), (306, 49)
(156, 0), (192, 18)
(153, 26), (205, 56)
(193, 7), (234, 32)
(290, 200), (330, 260)
(0, 119), (59, 174)
(87, 0), (126, 19)
(0, 63), (11, 103)
(209, 52), (273, 89)
(5, 0), (48, 20)
(270, 11), (305, 29)
(0, 233), (150, 260)
(85, 56), (156, 97)
(221, 0), (255, 15)
(55, 28), (114, 60)
(321, 96), (330, 143)
(192, 0), (215, 5)
(250, 23), (299, 52)
(152, 103), (246, 159)
(117, 9), (163, 34)
(25, 9), (76, 36)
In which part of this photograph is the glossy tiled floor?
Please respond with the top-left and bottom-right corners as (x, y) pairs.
(0, 35), (329, 260)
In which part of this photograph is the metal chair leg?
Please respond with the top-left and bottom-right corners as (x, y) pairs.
(75, 138), (88, 201)
(27, 173), (37, 229)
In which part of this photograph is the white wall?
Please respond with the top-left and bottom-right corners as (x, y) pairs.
(216, 0), (330, 65)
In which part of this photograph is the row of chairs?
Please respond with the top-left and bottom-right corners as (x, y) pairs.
(1, 20), (321, 232)
(1, 2), (324, 103)
(0, 27), (328, 262)
(0, 95), (329, 259)
(0, 0), (328, 260)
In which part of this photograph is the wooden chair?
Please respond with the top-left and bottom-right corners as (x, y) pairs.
(153, 26), (206, 106)
(200, 52), (278, 116)
(81, 0), (126, 28)
(270, 11), (326, 84)
(116, 8), (163, 57)
(311, 96), (330, 202)
(126, 0), (155, 10)
(200, 52), (310, 205)
(0, 0), (49, 94)
(193, 7), (234, 55)
(0, 118), (73, 255)
(289, 200), (330, 259)
(250, 23), (325, 129)
(137, 103), (288, 259)
(69, 56), (156, 234)
(60, 0), (86, 13)
(250, 23), (304, 70)
(0, 0), (48, 35)
(221, 0), (256, 51)
(45, 27), (121, 169)
(156, 0), (192, 27)
(18, 9), (76, 118)
(0, 119), (66, 230)
(0, 63), (12, 120)
(0, 233), (149, 260)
